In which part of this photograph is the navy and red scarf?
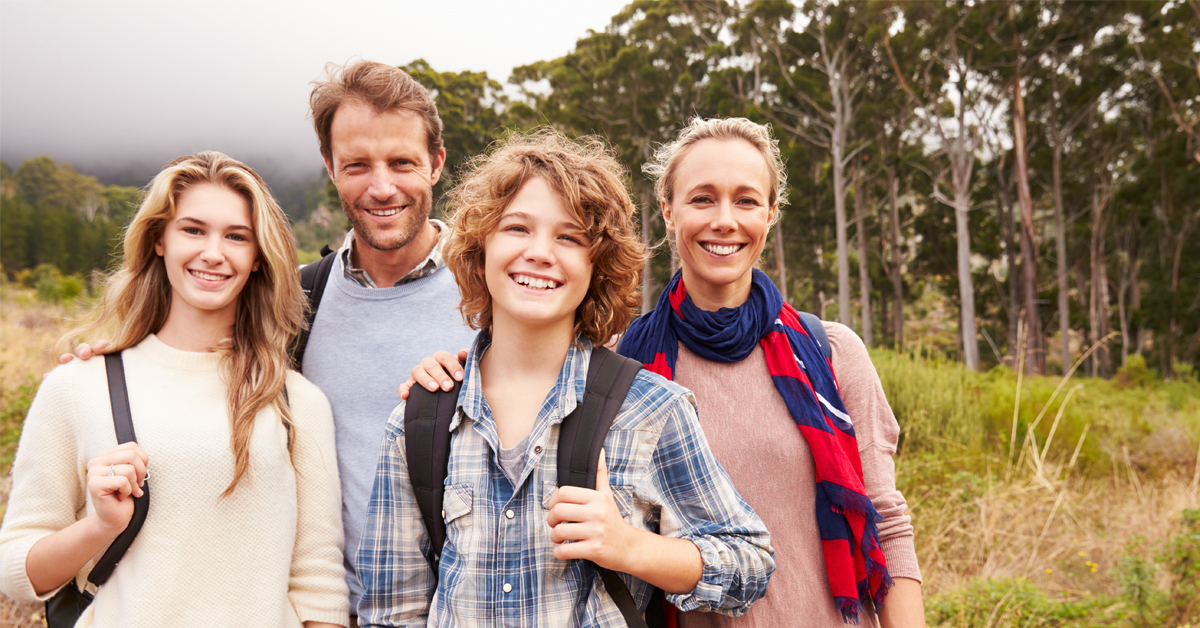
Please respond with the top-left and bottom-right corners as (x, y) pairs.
(619, 269), (893, 622)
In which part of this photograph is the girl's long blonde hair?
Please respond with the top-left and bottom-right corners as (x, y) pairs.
(63, 151), (306, 496)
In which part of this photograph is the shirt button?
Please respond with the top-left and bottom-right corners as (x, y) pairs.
(534, 445), (542, 454)
(503, 583), (513, 593)
(441, 509), (446, 519)
(505, 509), (515, 519)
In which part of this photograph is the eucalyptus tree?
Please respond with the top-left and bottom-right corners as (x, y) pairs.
(884, 0), (1009, 371)
(509, 0), (737, 311)
(756, 0), (882, 328)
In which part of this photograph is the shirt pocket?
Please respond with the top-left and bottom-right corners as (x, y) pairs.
(441, 483), (474, 564)
(541, 481), (637, 583)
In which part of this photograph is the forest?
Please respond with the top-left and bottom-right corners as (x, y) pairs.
(2, 0), (1196, 380)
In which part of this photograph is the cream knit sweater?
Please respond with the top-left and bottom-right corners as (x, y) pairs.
(0, 335), (349, 626)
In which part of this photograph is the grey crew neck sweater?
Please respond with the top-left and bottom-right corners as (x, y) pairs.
(301, 251), (477, 611)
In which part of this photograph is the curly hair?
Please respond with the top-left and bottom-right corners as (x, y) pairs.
(443, 128), (647, 345)
(62, 151), (305, 497)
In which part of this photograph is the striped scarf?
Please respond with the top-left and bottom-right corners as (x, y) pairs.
(619, 269), (892, 621)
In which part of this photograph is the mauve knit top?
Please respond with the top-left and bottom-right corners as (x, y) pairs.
(673, 321), (921, 628)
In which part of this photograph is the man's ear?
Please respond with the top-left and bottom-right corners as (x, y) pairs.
(323, 156), (336, 182)
(429, 148), (447, 186)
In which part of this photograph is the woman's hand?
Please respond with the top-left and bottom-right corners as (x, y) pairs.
(86, 442), (148, 536)
(397, 349), (468, 400)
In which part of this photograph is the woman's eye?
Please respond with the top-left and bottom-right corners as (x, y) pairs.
(690, 195), (713, 205)
(738, 197), (762, 207)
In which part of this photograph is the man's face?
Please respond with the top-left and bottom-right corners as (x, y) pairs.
(324, 101), (445, 252)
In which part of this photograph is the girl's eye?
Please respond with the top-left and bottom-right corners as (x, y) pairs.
(183, 227), (203, 235)
(228, 233), (250, 242)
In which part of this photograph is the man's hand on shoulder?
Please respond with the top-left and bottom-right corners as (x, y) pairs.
(51, 339), (109, 376)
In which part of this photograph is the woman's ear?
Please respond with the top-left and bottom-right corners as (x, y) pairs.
(661, 200), (675, 231)
(769, 203), (779, 226)
(154, 237), (165, 257)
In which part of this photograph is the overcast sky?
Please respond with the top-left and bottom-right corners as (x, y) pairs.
(0, 0), (630, 185)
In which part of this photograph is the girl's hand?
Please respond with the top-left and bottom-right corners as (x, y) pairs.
(85, 442), (148, 537)
(545, 450), (636, 572)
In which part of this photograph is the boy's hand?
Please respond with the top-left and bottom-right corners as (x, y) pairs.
(546, 450), (635, 572)
(398, 348), (468, 399)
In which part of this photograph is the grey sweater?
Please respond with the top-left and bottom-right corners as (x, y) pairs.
(301, 250), (477, 611)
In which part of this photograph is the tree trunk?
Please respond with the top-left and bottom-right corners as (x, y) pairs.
(853, 161), (872, 346)
(954, 187), (980, 371)
(774, 221), (788, 301)
(995, 155), (1020, 364)
(1088, 183), (1112, 378)
(640, 178), (655, 314)
(1049, 70), (1072, 374)
(833, 129), (851, 327)
(1013, 62), (1043, 374)
(887, 164), (904, 349)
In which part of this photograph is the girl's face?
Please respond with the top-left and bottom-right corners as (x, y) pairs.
(484, 176), (593, 338)
(663, 138), (776, 311)
(155, 183), (258, 328)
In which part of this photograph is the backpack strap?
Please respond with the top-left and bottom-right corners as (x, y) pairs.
(404, 378), (461, 580)
(798, 311), (832, 360)
(556, 346), (650, 628)
(291, 245), (337, 370)
(556, 346), (642, 490)
(87, 353), (149, 587)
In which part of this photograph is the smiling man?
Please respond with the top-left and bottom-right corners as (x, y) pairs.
(304, 61), (478, 625)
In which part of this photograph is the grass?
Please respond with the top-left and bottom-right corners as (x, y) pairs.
(1, 282), (1198, 627)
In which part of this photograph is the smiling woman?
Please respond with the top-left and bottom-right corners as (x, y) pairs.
(0, 152), (349, 627)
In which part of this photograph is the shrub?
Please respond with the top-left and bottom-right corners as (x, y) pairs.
(1116, 355), (1155, 389)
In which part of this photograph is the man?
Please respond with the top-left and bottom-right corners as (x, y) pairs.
(304, 60), (478, 621)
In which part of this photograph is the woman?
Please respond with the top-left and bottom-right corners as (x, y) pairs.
(356, 129), (773, 627)
(407, 118), (926, 627)
(0, 152), (349, 627)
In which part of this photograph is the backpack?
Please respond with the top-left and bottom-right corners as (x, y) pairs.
(290, 245), (337, 370)
(404, 345), (663, 628)
(798, 311), (832, 360)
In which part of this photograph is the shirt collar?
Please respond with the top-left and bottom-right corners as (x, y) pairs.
(453, 332), (592, 433)
(339, 219), (448, 288)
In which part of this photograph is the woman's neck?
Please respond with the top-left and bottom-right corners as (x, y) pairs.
(155, 304), (235, 352)
(680, 268), (753, 312)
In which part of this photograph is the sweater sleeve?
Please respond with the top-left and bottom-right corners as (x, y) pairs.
(825, 322), (923, 583)
(284, 373), (351, 625)
(0, 365), (88, 602)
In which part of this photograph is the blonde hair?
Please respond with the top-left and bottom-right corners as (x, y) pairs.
(644, 117), (789, 221)
(443, 128), (647, 345)
(63, 151), (305, 497)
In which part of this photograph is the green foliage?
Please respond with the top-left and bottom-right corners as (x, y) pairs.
(1116, 355), (1155, 389)
(0, 375), (38, 477)
(27, 263), (86, 305)
(927, 577), (1105, 627)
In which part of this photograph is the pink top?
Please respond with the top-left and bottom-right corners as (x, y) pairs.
(674, 321), (921, 628)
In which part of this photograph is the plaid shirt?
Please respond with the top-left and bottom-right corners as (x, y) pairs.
(357, 335), (775, 628)
(341, 219), (447, 288)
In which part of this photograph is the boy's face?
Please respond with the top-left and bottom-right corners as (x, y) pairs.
(483, 176), (593, 338)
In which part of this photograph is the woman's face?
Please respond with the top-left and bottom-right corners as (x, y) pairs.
(663, 138), (776, 311)
(155, 183), (258, 327)
(484, 176), (593, 338)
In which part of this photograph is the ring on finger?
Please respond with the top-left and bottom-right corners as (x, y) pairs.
(107, 464), (115, 477)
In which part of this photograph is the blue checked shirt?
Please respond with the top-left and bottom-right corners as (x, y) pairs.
(357, 335), (775, 627)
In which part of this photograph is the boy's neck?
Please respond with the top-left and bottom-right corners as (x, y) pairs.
(479, 318), (576, 448)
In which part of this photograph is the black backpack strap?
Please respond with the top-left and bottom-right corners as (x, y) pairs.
(404, 379), (461, 580)
(557, 346), (642, 491)
(557, 346), (650, 628)
(799, 311), (832, 360)
(291, 245), (337, 370)
(87, 353), (149, 587)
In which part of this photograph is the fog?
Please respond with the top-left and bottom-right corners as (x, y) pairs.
(0, 0), (628, 186)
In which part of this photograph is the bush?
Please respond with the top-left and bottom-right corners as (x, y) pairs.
(28, 263), (86, 304)
(1116, 354), (1155, 389)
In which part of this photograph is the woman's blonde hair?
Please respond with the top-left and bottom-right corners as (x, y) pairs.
(443, 128), (647, 345)
(644, 116), (789, 220)
(63, 151), (305, 496)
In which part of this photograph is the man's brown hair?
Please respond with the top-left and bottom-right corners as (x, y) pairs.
(443, 128), (648, 345)
(310, 60), (444, 162)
